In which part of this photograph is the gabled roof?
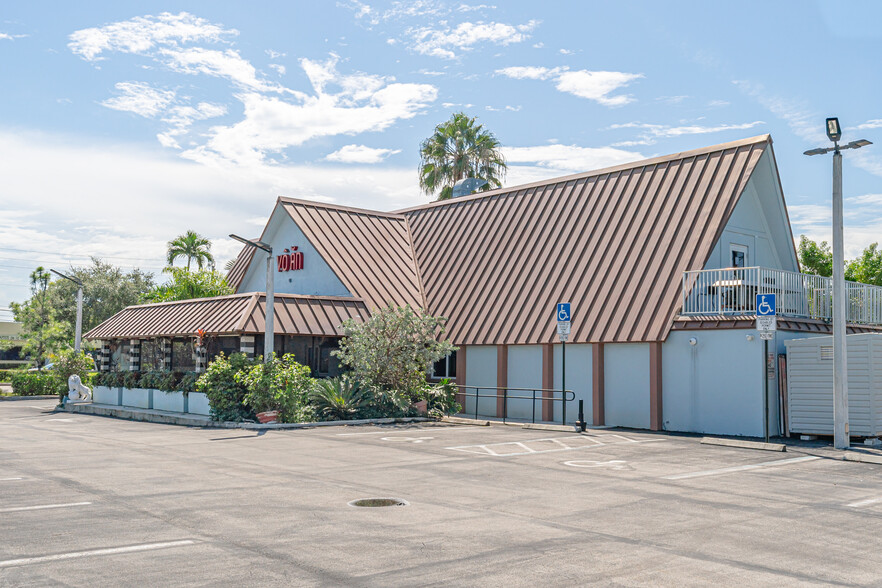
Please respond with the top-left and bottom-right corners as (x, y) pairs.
(232, 197), (424, 312)
(400, 135), (772, 344)
(226, 242), (255, 291)
(84, 293), (369, 339)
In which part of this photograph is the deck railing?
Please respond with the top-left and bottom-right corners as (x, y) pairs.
(681, 266), (882, 325)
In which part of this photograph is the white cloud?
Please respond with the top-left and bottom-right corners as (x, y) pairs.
(559, 48), (573, 55)
(485, 105), (521, 112)
(502, 144), (645, 185)
(407, 20), (538, 59)
(732, 80), (825, 143)
(857, 119), (882, 130)
(457, 4), (496, 11)
(789, 198), (882, 258)
(160, 47), (282, 92)
(269, 63), (286, 76)
(265, 49), (286, 59)
(100, 82), (176, 118)
(325, 144), (401, 163)
(497, 66), (642, 107)
(158, 102), (228, 149)
(608, 120), (765, 146)
(68, 12), (235, 61)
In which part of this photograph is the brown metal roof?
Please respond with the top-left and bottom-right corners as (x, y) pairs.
(401, 135), (772, 345)
(226, 243), (255, 291)
(84, 293), (369, 339)
(277, 198), (424, 311)
(672, 315), (882, 334)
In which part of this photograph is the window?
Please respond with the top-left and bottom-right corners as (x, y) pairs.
(206, 336), (239, 362)
(172, 339), (195, 372)
(432, 350), (457, 379)
(730, 244), (748, 268)
(141, 339), (161, 371)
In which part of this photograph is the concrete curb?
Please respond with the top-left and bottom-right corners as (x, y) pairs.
(442, 416), (581, 432)
(522, 423), (581, 433)
(64, 403), (431, 429)
(701, 437), (787, 452)
(843, 451), (882, 465)
(0, 395), (58, 401)
(441, 416), (491, 426)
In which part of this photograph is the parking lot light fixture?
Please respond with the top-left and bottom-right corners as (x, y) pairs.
(50, 269), (83, 353)
(229, 234), (274, 363)
(803, 118), (872, 450)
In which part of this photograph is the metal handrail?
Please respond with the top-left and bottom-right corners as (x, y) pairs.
(454, 385), (575, 425)
(681, 266), (882, 325)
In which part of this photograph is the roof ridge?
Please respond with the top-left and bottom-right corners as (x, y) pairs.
(277, 196), (406, 219)
(394, 134), (772, 214)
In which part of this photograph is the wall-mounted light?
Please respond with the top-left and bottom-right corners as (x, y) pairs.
(688, 337), (698, 347)
(746, 334), (755, 342)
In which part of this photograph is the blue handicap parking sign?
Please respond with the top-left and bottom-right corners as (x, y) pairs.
(756, 293), (776, 316)
(557, 303), (571, 322)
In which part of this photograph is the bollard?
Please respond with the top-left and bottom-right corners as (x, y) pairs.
(575, 399), (587, 432)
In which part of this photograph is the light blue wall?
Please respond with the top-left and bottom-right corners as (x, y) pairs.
(464, 345), (497, 417)
(506, 345), (543, 421)
(604, 343), (650, 429)
(553, 343), (592, 425)
(703, 150), (798, 272)
(238, 205), (352, 297)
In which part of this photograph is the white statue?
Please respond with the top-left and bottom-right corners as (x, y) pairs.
(67, 374), (92, 403)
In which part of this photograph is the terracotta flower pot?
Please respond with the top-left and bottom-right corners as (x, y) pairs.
(411, 400), (428, 415)
(256, 410), (280, 424)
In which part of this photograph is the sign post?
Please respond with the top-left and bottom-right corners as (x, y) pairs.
(557, 303), (571, 425)
(756, 294), (776, 443)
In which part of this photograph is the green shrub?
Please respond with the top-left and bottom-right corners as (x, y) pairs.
(10, 372), (65, 396)
(177, 372), (198, 394)
(308, 377), (371, 421)
(234, 354), (316, 423)
(426, 378), (461, 418)
(196, 352), (256, 422)
(50, 350), (95, 402)
(0, 369), (25, 384)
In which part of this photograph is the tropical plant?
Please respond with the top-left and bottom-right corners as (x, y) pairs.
(334, 305), (456, 399)
(308, 376), (372, 420)
(425, 378), (461, 418)
(233, 353), (316, 423)
(196, 352), (256, 422)
(9, 267), (68, 366)
(144, 267), (234, 303)
(167, 230), (215, 271)
(419, 112), (506, 200)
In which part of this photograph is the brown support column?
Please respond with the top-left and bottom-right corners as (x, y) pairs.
(542, 343), (554, 422)
(455, 346), (467, 411)
(592, 343), (605, 426)
(649, 342), (664, 431)
(496, 345), (508, 418)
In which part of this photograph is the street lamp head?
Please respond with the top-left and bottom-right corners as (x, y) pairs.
(50, 268), (82, 286)
(803, 147), (829, 156)
(826, 117), (842, 143)
(229, 233), (272, 254)
(849, 139), (873, 148)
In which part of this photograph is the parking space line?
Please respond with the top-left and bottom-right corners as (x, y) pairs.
(0, 539), (198, 568)
(663, 456), (820, 480)
(0, 501), (92, 513)
(447, 434), (661, 457)
(847, 497), (882, 508)
(0, 477), (23, 482)
(335, 426), (478, 436)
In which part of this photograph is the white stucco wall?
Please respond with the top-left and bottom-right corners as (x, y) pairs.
(505, 345), (543, 421)
(553, 343), (592, 425)
(464, 345), (497, 417)
(238, 205), (352, 297)
(604, 343), (650, 429)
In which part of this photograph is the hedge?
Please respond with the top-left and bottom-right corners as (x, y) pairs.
(0, 369), (24, 384)
(9, 372), (66, 397)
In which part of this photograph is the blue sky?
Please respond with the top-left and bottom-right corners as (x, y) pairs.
(2, 1), (882, 313)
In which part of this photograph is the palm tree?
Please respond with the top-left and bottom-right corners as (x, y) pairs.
(419, 112), (507, 200)
(166, 231), (215, 271)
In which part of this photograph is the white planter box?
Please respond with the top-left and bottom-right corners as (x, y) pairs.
(187, 392), (211, 416)
(93, 386), (120, 406)
(121, 387), (151, 409)
(153, 390), (185, 413)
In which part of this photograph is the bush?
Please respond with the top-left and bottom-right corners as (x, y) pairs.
(309, 377), (372, 421)
(196, 352), (256, 422)
(10, 372), (65, 397)
(234, 354), (316, 423)
(0, 369), (24, 384)
(426, 378), (461, 418)
(50, 350), (96, 403)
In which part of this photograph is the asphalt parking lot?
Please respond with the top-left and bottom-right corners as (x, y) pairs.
(2, 398), (882, 587)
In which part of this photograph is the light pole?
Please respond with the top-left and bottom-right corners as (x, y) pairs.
(804, 117), (872, 450)
(50, 269), (83, 354)
(230, 234), (274, 363)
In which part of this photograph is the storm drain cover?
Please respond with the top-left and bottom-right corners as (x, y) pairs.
(348, 498), (409, 508)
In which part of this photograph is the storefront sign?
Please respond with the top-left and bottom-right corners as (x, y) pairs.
(277, 246), (304, 272)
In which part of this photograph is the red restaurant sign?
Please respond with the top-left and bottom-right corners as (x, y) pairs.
(277, 246), (304, 272)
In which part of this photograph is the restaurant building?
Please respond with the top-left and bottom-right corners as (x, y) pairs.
(86, 135), (882, 436)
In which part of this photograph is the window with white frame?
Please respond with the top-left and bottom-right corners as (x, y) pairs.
(431, 350), (457, 379)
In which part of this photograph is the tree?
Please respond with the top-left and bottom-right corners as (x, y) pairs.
(846, 242), (882, 286)
(10, 267), (67, 366)
(798, 235), (833, 277)
(333, 305), (456, 395)
(419, 112), (506, 200)
(167, 230), (215, 271)
(48, 258), (154, 340)
(145, 267), (234, 302)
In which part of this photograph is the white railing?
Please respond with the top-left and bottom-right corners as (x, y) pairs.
(681, 266), (882, 325)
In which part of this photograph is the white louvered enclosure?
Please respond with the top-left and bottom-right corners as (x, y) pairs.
(785, 334), (882, 437)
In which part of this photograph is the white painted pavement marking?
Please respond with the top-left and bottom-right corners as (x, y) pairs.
(0, 477), (23, 482)
(0, 501), (92, 513)
(380, 436), (434, 443)
(564, 460), (629, 470)
(447, 434), (664, 457)
(0, 539), (197, 568)
(848, 497), (882, 508)
(663, 456), (821, 480)
(335, 426), (478, 436)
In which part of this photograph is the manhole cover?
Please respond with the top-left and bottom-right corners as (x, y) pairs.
(348, 498), (409, 508)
